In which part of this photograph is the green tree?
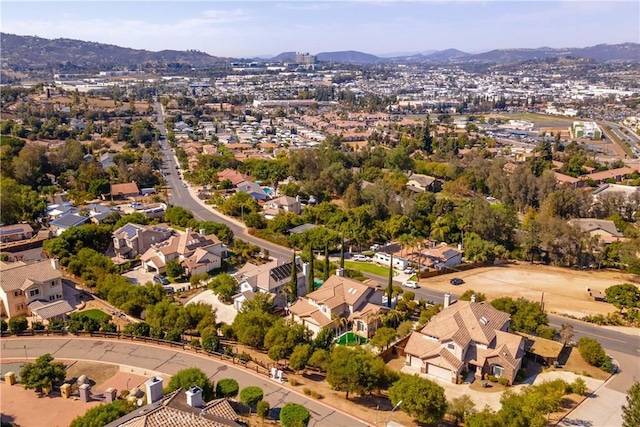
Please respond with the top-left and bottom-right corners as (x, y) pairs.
(19, 353), (66, 393)
(69, 400), (136, 427)
(578, 337), (609, 370)
(232, 310), (277, 349)
(308, 349), (331, 371)
(167, 368), (214, 401)
(370, 327), (397, 350)
(308, 244), (315, 291)
(448, 394), (476, 424)
(209, 273), (238, 303)
(326, 346), (392, 399)
(459, 290), (487, 302)
(268, 344), (288, 362)
(8, 316), (28, 334)
(280, 403), (311, 427)
(571, 377), (587, 396)
(289, 343), (313, 372)
(257, 400), (270, 420)
(491, 297), (548, 334)
(324, 242), (330, 281)
(165, 258), (183, 278)
(216, 378), (239, 398)
(285, 251), (298, 303)
(239, 386), (264, 408)
(622, 381), (640, 427)
(388, 374), (448, 425)
(605, 284), (640, 311)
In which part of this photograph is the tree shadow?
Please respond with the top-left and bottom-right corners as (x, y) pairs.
(560, 419), (594, 427)
(351, 394), (393, 411)
(302, 372), (325, 382)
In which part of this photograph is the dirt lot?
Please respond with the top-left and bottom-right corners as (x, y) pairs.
(421, 263), (638, 318)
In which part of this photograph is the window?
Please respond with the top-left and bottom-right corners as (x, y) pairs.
(447, 343), (455, 350)
(49, 295), (57, 301)
(29, 288), (40, 297)
(16, 303), (24, 311)
(491, 365), (504, 377)
(357, 321), (365, 331)
(51, 281), (57, 287)
(14, 290), (23, 297)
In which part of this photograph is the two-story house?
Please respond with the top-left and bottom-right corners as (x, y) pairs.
(289, 275), (387, 339)
(113, 223), (174, 259)
(422, 243), (463, 270)
(404, 298), (525, 384)
(140, 228), (227, 276)
(0, 258), (74, 321)
(263, 195), (301, 219)
(233, 258), (307, 309)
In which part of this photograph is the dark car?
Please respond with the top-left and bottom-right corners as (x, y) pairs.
(450, 278), (464, 285)
(153, 275), (170, 285)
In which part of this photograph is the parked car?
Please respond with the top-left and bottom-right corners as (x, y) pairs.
(403, 267), (415, 274)
(153, 275), (170, 285)
(352, 254), (371, 262)
(450, 277), (464, 285)
(402, 280), (419, 289)
(370, 243), (380, 251)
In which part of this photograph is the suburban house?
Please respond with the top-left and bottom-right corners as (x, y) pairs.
(0, 224), (34, 243)
(110, 182), (140, 199)
(46, 203), (78, 220)
(592, 183), (639, 201)
(113, 223), (174, 259)
(568, 218), (628, 244)
(236, 181), (270, 201)
(106, 382), (241, 427)
(50, 213), (90, 235)
(406, 173), (441, 193)
(289, 274), (387, 339)
(86, 203), (119, 224)
(217, 168), (247, 186)
(263, 195), (301, 218)
(0, 258), (75, 321)
(421, 243), (464, 270)
(579, 166), (637, 185)
(404, 298), (525, 384)
(140, 228), (227, 276)
(233, 258), (307, 309)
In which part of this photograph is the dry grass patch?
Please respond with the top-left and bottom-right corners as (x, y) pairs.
(558, 347), (610, 381)
(65, 361), (118, 387)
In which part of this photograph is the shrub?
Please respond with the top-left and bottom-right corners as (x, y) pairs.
(570, 377), (587, 396)
(8, 316), (28, 334)
(167, 368), (214, 401)
(280, 403), (311, 427)
(31, 321), (45, 331)
(578, 337), (608, 369)
(303, 387), (312, 396)
(256, 400), (270, 420)
(239, 386), (263, 408)
(238, 352), (251, 363)
(1, 318), (7, 332)
(165, 329), (182, 343)
(497, 377), (509, 387)
(48, 319), (65, 331)
(216, 378), (239, 398)
(190, 338), (201, 348)
(488, 375), (498, 382)
(202, 333), (219, 352)
(289, 378), (299, 386)
(310, 390), (323, 399)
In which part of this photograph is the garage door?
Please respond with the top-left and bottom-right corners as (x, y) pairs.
(427, 364), (451, 380)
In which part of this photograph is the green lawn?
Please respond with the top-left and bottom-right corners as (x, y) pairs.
(80, 309), (111, 322)
(501, 112), (574, 124)
(344, 260), (393, 277)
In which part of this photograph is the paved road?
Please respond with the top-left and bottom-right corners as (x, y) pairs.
(154, 102), (292, 262)
(0, 337), (367, 427)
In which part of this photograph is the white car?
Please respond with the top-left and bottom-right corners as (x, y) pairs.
(352, 254), (370, 262)
(402, 280), (419, 289)
(404, 267), (415, 274)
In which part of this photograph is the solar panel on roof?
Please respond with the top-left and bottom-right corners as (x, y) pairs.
(120, 223), (140, 239)
(0, 228), (23, 236)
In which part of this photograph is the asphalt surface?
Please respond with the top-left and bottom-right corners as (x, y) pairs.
(0, 337), (367, 427)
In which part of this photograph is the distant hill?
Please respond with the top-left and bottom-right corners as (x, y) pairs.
(465, 44), (640, 63)
(425, 48), (471, 61)
(270, 51), (296, 62)
(0, 33), (226, 73)
(316, 50), (381, 64)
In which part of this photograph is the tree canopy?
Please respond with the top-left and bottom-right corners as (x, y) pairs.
(388, 374), (448, 425)
(166, 368), (214, 401)
(19, 353), (66, 393)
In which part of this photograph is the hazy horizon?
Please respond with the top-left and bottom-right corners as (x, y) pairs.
(2, 1), (638, 58)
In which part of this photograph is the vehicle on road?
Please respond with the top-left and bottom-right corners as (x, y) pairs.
(153, 275), (170, 285)
(352, 254), (371, 262)
(403, 267), (415, 274)
(402, 280), (419, 288)
(450, 277), (464, 285)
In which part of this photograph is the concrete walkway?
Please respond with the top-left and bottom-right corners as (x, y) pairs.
(186, 290), (238, 325)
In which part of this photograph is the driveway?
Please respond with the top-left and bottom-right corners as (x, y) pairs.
(123, 266), (156, 285)
(186, 290), (237, 325)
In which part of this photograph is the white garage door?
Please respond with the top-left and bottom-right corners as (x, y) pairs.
(427, 364), (451, 380)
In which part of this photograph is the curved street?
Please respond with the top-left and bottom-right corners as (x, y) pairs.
(0, 337), (368, 427)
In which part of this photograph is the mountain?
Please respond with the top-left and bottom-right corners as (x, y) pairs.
(270, 51), (296, 62)
(465, 44), (640, 63)
(0, 33), (226, 73)
(315, 50), (380, 64)
(425, 48), (471, 61)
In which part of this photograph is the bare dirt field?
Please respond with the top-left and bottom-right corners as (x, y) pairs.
(421, 263), (638, 318)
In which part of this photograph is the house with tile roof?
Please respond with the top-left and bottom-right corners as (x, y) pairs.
(404, 299), (525, 385)
(140, 228), (227, 276)
(106, 386), (241, 427)
(113, 223), (174, 259)
(263, 195), (301, 218)
(289, 274), (388, 339)
(568, 218), (628, 244)
(110, 182), (140, 199)
(0, 258), (74, 320)
(421, 243), (463, 270)
(233, 258), (307, 309)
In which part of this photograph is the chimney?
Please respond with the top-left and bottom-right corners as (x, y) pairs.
(199, 228), (206, 236)
(471, 293), (477, 303)
(444, 292), (451, 308)
(50, 258), (60, 270)
(186, 385), (203, 408)
(145, 376), (163, 404)
(302, 262), (309, 279)
(336, 268), (345, 277)
(185, 227), (192, 235)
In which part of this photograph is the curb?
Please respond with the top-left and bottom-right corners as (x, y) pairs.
(1, 335), (374, 427)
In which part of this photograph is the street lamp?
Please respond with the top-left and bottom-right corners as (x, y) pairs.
(384, 400), (403, 426)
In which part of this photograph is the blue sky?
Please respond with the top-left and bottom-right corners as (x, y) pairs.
(2, 1), (638, 58)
